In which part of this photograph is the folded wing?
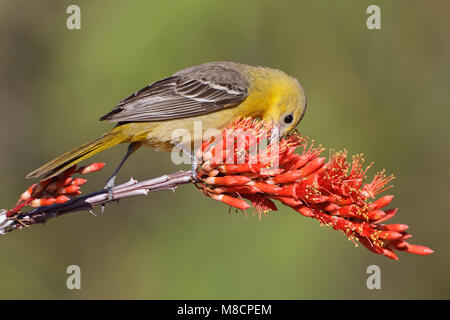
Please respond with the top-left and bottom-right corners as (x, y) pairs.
(100, 65), (248, 122)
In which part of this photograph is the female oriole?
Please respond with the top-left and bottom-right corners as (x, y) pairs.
(27, 61), (307, 187)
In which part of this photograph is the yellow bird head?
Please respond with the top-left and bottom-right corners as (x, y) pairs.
(255, 68), (307, 137)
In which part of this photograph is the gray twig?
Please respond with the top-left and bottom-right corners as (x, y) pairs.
(0, 170), (193, 234)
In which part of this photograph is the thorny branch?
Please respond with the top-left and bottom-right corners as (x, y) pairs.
(0, 171), (193, 233)
(0, 118), (433, 259)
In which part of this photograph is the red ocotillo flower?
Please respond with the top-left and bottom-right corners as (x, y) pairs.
(196, 118), (433, 260)
(6, 163), (105, 218)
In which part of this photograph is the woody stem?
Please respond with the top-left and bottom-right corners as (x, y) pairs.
(0, 170), (193, 233)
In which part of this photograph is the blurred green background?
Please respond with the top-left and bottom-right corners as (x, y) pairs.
(0, 0), (448, 299)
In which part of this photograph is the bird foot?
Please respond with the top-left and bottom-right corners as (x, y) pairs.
(103, 176), (116, 202)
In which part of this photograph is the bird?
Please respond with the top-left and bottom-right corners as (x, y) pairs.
(26, 61), (307, 189)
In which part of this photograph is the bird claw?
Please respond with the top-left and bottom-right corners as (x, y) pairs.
(104, 176), (116, 201)
(191, 155), (200, 182)
(174, 142), (200, 182)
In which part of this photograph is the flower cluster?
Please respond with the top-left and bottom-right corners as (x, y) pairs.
(5, 163), (105, 219)
(196, 118), (433, 260)
(1, 117), (433, 260)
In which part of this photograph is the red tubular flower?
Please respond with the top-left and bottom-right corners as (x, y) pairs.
(6, 163), (105, 217)
(196, 118), (433, 260)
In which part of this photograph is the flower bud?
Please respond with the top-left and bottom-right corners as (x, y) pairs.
(405, 245), (434, 255)
(77, 162), (105, 174)
(211, 194), (250, 210)
(20, 184), (36, 201)
(29, 197), (56, 207)
(204, 176), (251, 186)
(56, 184), (80, 195)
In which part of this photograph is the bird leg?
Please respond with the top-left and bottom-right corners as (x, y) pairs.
(104, 142), (141, 200)
(173, 142), (199, 180)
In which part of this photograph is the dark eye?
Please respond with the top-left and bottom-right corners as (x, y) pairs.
(283, 114), (294, 124)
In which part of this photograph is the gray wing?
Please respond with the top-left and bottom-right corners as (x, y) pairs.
(99, 63), (249, 122)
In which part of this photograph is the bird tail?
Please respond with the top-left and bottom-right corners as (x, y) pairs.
(26, 128), (130, 179)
